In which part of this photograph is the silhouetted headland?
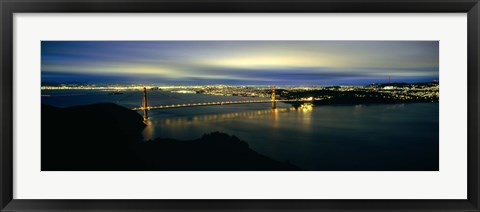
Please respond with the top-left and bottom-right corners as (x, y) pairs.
(42, 103), (302, 171)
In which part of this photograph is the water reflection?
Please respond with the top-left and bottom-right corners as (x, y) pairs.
(142, 121), (155, 141)
(152, 107), (291, 126)
(271, 108), (279, 128)
(298, 103), (313, 130)
(142, 106), (317, 140)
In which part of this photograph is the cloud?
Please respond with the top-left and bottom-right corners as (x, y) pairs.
(41, 41), (439, 85)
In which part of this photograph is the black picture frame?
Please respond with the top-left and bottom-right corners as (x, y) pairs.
(1, 0), (479, 211)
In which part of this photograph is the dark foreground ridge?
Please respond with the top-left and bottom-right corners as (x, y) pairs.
(42, 103), (302, 171)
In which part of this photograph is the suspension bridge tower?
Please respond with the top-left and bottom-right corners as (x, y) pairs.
(271, 85), (276, 109)
(142, 87), (149, 123)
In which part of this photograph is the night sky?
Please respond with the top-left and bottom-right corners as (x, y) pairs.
(41, 41), (439, 86)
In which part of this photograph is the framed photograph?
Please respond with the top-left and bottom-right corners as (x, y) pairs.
(1, 0), (479, 211)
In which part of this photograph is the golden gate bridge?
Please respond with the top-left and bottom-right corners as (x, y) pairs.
(132, 86), (311, 122)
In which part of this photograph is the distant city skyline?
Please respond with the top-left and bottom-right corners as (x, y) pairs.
(41, 41), (439, 85)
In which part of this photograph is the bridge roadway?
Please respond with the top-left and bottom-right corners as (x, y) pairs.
(132, 99), (305, 111)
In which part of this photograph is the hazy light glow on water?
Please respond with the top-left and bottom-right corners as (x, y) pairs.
(42, 90), (439, 171)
